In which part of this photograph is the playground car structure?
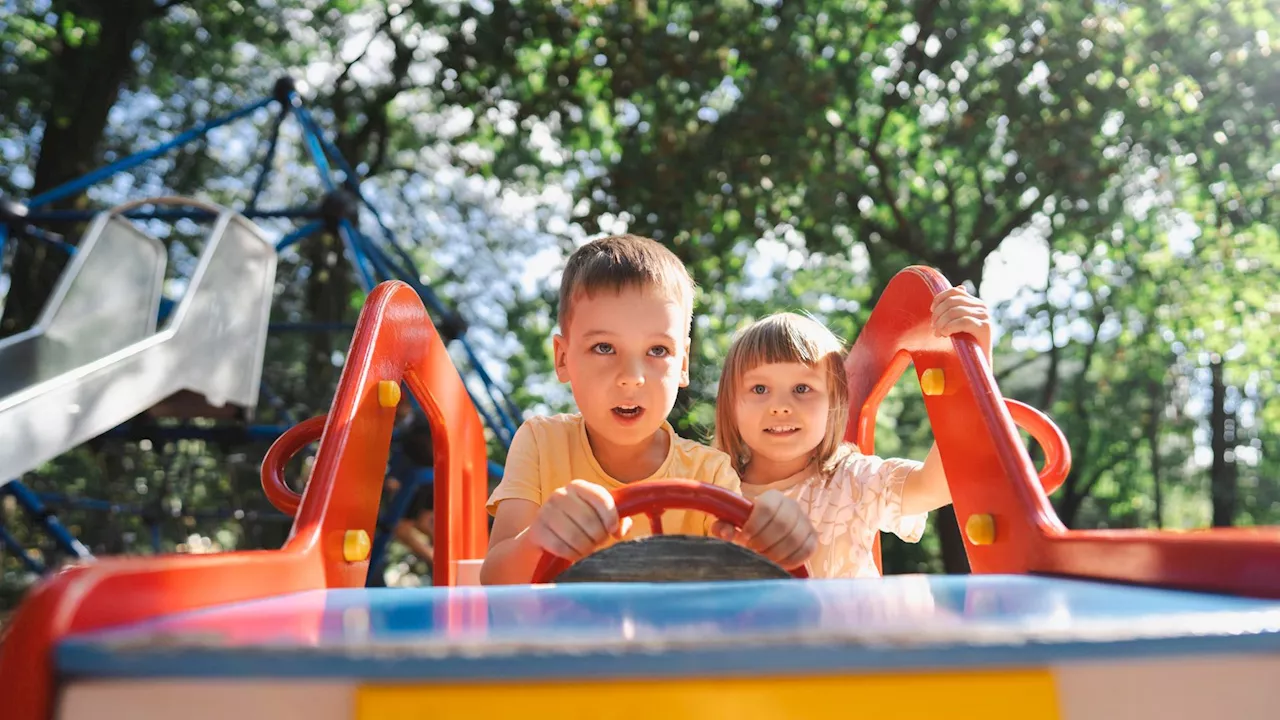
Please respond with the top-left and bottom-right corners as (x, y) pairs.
(2, 267), (1280, 720)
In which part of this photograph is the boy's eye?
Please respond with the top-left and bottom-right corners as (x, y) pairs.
(750, 384), (767, 395)
(591, 343), (614, 355)
(648, 346), (672, 358)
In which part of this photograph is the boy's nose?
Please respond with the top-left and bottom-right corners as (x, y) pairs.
(617, 362), (645, 387)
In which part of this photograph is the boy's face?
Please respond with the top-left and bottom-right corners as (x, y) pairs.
(554, 286), (690, 451)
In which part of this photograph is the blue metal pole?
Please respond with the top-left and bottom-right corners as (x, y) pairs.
(28, 96), (276, 208)
(290, 104), (428, 286)
(20, 225), (78, 255)
(2, 481), (93, 560)
(336, 220), (376, 291)
(287, 99), (378, 290)
(248, 108), (289, 213)
(286, 94), (338, 191)
(456, 337), (520, 441)
(273, 220), (324, 252)
(26, 207), (319, 223)
(0, 522), (46, 574)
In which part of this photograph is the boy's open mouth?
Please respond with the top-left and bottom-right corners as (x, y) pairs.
(612, 405), (644, 419)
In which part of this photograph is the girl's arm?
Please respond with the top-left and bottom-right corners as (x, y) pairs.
(900, 444), (952, 516)
(899, 286), (994, 515)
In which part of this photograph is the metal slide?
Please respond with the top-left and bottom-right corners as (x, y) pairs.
(0, 208), (278, 484)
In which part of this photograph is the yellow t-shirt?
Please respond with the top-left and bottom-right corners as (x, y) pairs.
(486, 413), (741, 541)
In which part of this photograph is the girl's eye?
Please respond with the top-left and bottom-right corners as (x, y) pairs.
(750, 384), (767, 395)
(591, 343), (614, 355)
(794, 384), (812, 394)
(648, 346), (671, 358)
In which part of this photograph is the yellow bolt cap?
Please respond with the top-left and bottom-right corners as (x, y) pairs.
(921, 368), (945, 396)
(377, 380), (401, 408)
(965, 513), (996, 545)
(343, 529), (371, 562)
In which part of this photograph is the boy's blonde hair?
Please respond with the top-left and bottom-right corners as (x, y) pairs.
(558, 234), (696, 334)
(714, 313), (850, 475)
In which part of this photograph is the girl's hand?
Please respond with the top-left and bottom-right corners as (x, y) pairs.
(930, 285), (993, 361)
(712, 490), (816, 570)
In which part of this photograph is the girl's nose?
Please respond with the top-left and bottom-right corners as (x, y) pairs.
(769, 405), (792, 416)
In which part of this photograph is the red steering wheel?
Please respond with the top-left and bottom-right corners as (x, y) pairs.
(530, 479), (811, 584)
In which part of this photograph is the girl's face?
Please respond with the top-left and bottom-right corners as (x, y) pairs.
(734, 361), (831, 482)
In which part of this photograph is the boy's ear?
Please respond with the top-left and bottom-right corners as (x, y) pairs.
(553, 333), (570, 382)
(679, 337), (691, 387)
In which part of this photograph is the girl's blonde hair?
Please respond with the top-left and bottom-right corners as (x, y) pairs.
(713, 312), (851, 476)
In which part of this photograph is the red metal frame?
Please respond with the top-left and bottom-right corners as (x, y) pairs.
(530, 480), (811, 583)
(0, 280), (490, 720)
(848, 266), (1280, 597)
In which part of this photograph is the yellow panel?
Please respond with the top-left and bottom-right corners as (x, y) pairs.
(357, 669), (1059, 720)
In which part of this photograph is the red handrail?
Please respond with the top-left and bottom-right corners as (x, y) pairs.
(1004, 398), (1071, 496)
(261, 414), (328, 516)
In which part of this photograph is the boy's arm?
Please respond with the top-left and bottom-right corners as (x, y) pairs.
(480, 499), (545, 585)
(901, 444), (952, 516)
(480, 423), (545, 585)
(483, 484), (629, 585)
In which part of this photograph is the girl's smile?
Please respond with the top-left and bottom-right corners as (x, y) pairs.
(735, 361), (831, 483)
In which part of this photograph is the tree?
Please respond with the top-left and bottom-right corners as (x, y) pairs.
(425, 0), (1278, 570)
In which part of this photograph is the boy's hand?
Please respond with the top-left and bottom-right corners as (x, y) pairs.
(930, 285), (993, 360)
(529, 479), (632, 561)
(711, 490), (816, 570)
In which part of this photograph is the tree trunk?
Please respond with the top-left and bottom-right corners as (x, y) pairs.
(303, 230), (356, 403)
(933, 507), (970, 573)
(1, 2), (156, 337)
(1209, 356), (1237, 527)
(1146, 376), (1164, 529)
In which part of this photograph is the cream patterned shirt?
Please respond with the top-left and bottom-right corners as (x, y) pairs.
(740, 445), (927, 579)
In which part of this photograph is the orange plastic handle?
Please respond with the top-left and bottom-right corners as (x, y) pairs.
(260, 414), (328, 516)
(1004, 399), (1072, 496)
(530, 479), (811, 584)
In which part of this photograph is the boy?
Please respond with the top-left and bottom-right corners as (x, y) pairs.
(480, 234), (816, 584)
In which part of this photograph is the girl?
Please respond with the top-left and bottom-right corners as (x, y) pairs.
(712, 287), (993, 578)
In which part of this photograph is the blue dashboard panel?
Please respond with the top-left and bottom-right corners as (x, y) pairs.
(57, 574), (1280, 681)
